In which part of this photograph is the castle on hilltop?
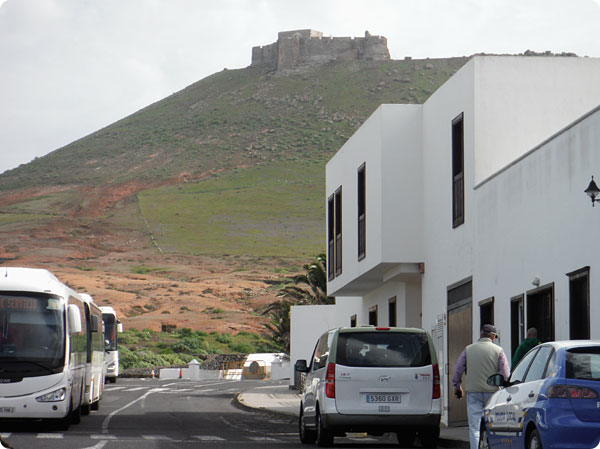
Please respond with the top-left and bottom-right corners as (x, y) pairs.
(251, 30), (390, 71)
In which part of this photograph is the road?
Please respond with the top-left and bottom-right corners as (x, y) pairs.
(0, 378), (401, 449)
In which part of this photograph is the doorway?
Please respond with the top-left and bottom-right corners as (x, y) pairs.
(526, 285), (554, 343)
(568, 267), (590, 340)
(510, 296), (524, 359)
(447, 278), (472, 426)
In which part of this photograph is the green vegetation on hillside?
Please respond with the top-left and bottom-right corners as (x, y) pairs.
(138, 160), (325, 257)
(119, 327), (278, 369)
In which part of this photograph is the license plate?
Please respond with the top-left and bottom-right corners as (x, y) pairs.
(0, 407), (15, 414)
(366, 394), (401, 403)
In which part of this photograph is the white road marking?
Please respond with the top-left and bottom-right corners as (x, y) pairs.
(81, 441), (108, 449)
(247, 436), (281, 442)
(36, 433), (64, 438)
(142, 435), (172, 440)
(102, 387), (167, 434)
(193, 435), (226, 441)
(90, 435), (117, 439)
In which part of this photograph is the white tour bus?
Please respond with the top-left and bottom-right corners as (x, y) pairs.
(0, 267), (88, 429)
(100, 306), (122, 383)
(80, 294), (105, 414)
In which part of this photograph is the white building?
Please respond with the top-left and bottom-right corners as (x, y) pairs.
(302, 55), (600, 425)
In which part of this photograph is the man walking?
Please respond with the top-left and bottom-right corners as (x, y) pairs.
(511, 327), (540, 370)
(452, 324), (510, 449)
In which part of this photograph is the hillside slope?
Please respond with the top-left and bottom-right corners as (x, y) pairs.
(0, 56), (469, 331)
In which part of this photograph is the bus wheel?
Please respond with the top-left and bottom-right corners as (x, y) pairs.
(91, 400), (100, 411)
(81, 403), (90, 416)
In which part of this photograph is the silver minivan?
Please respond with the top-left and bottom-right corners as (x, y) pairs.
(295, 326), (441, 447)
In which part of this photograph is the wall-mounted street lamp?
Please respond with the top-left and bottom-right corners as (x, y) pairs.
(585, 176), (600, 207)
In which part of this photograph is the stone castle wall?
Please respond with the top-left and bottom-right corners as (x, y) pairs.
(252, 30), (390, 71)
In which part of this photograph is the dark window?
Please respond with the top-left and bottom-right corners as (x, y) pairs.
(335, 188), (343, 276)
(452, 113), (464, 228)
(327, 195), (335, 281)
(368, 305), (378, 326)
(479, 297), (494, 328)
(568, 267), (590, 340)
(389, 297), (397, 327)
(350, 314), (357, 328)
(358, 163), (366, 261)
(566, 347), (600, 380)
(337, 331), (432, 368)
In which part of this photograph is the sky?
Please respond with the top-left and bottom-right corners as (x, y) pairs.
(1, 0), (600, 175)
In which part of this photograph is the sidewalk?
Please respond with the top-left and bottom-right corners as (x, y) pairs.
(237, 380), (469, 448)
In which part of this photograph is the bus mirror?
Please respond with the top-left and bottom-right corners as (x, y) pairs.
(117, 323), (123, 333)
(68, 305), (82, 334)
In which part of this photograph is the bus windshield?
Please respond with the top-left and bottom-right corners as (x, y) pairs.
(0, 293), (65, 376)
(102, 313), (117, 351)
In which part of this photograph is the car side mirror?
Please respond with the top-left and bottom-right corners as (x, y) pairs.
(487, 373), (508, 387)
(295, 359), (308, 373)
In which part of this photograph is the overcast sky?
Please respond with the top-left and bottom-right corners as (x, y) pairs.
(1, 0), (599, 175)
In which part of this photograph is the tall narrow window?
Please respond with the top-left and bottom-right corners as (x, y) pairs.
(357, 163), (366, 261)
(327, 195), (335, 281)
(368, 305), (378, 326)
(479, 297), (494, 328)
(350, 315), (357, 328)
(452, 113), (464, 228)
(335, 187), (343, 276)
(568, 267), (590, 340)
(388, 297), (397, 327)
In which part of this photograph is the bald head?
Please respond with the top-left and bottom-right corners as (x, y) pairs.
(527, 328), (538, 338)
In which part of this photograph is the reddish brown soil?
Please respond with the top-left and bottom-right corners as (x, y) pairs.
(0, 183), (300, 335)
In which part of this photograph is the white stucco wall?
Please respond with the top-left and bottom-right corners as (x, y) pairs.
(473, 106), (600, 351)
(473, 56), (600, 184)
(289, 299), (362, 386)
(326, 105), (423, 297)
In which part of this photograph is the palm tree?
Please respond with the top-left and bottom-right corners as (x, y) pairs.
(262, 254), (334, 352)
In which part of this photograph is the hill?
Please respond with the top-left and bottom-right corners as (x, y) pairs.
(0, 55), (469, 334)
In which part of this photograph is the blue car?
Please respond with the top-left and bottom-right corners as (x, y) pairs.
(480, 340), (600, 449)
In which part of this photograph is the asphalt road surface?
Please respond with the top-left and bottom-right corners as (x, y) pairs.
(0, 378), (404, 449)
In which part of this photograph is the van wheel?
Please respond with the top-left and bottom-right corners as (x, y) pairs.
(299, 407), (317, 444)
(396, 430), (415, 447)
(316, 410), (334, 447)
(528, 428), (543, 449)
(419, 426), (439, 448)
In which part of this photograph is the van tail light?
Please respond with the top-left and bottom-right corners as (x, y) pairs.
(325, 363), (336, 398)
(547, 385), (599, 399)
(432, 364), (441, 399)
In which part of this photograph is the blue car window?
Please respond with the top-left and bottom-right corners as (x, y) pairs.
(510, 347), (539, 384)
(524, 346), (553, 382)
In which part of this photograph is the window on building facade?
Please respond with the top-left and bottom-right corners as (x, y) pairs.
(327, 194), (335, 281)
(388, 297), (397, 327)
(327, 187), (343, 280)
(479, 297), (494, 329)
(358, 163), (366, 261)
(335, 187), (343, 276)
(368, 305), (378, 326)
(568, 267), (590, 340)
(452, 113), (464, 228)
(350, 314), (357, 328)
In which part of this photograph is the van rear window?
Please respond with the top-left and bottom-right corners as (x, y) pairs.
(566, 347), (600, 381)
(336, 332), (431, 367)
